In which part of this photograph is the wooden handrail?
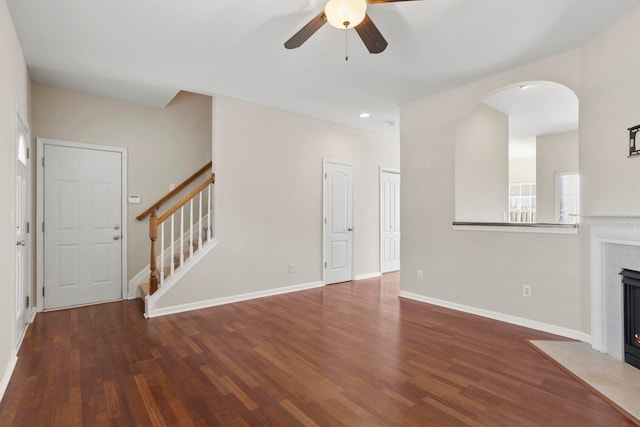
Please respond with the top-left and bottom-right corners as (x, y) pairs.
(158, 174), (215, 224)
(147, 172), (215, 296)
(136, 161), (212, 221)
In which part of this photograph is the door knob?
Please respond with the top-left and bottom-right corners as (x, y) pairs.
(16, 240), (26, 246)
(114, 224), (120, 230)
(113, 235), (120, 241)
(348, 228), (353, 231)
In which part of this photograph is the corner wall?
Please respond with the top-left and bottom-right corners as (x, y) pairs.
(536, 130), (579, 223)
(0, 0), (30, 397)
(154, 96), (399, 309)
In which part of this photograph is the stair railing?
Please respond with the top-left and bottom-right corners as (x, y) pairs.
(148, 174), (214, 294)
(136, 161), (212, 221)
(137, 161), (215, 296)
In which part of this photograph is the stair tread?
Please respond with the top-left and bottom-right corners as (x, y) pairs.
(139, 282), (150, 297)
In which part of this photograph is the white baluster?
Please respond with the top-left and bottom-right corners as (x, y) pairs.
(198, 190), (203, 250)
(207, 183), (212, 241)
(189, 199), (194, 259)
(180, 206), (185, 266)
(170, 214), (175, 275)
(160, 222), (165, 286)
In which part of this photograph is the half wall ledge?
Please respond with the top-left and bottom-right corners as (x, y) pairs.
(452, 222), (579, 234)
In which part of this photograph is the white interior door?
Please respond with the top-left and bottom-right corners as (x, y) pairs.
(44, 145), (122, 309)
(381, 170), (400, 273)
(324, 161), (353, 284)
(14, 111), (31, 347)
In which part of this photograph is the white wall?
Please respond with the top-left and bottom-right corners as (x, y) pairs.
(579, 5), (640, 331)
(536, 131), (579, 223)
(154, 96), (399, 309)
(509, 157), (536, 184)
(31, 85), (212, 285)
(401, 50), (583, 333)
(0, 0), (30, 396)
(455, 104), (508, 221)
(580, 8), (640, 216)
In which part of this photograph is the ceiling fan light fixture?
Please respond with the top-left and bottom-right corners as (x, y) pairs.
(324, 0), (367, 29)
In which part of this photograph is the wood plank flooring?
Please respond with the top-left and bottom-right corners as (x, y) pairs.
(0, 272), (635, 426)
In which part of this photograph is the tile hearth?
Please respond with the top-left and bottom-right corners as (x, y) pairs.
(530, 340), (640, 424)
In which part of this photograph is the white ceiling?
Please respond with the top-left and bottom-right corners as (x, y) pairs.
(483, 81), (579, 159)
(6, 0), (638, 136)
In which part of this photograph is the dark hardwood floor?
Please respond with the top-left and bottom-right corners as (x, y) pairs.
(0, 272), (635, 426)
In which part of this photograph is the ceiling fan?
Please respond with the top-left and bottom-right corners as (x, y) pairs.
(284, 0), (423, 54)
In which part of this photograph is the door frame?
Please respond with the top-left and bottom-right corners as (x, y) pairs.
(14, 102), (34, 349)
(322, 159), (355, 284)
(36, 138), (128, 312)
(380, 167), (400, 273)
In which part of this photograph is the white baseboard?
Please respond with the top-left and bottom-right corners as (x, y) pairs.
(399, 291), (591, 343)
(0, 351), (18, 403)
(147, 280), (326, 318)
(355, 272), (382, 280)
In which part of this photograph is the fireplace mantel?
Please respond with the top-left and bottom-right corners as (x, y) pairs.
(588, 215), (640, 358)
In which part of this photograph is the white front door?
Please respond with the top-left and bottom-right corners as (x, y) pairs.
(324, 161), (353, 284)
(381, 170), (400, 273)
(14, 111), (31, 347)
(43, 145), (123, 309)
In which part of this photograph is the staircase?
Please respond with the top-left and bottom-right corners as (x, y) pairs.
(138, 227), (210, 296)
(136, 162), (216, 317)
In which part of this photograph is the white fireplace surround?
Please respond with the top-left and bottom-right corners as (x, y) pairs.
(589, 215), (640, 359)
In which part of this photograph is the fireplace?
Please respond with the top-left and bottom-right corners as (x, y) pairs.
(621, 268), (640, 369)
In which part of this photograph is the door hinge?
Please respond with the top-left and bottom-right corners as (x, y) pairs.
(42, 287), (45, 297)
(27, 148), (30, 159)
(26, 222), (30, 234)
(26, 296), (29, 308)
(324, 262), (327, 268)
(42, 157), (44, 167)
(324, 218), (326, 224)
(324, 172), (327, 179)
(42, 222), (45, 232)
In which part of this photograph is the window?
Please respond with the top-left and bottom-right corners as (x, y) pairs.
(509, 182), (536, 223)
(557, 173), (579, 224)
(17, 135), (27, 166)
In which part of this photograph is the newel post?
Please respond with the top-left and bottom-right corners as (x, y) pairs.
(149, 210), (159, 295)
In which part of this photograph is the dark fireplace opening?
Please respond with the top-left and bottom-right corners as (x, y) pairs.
(620, 268), (640, 369)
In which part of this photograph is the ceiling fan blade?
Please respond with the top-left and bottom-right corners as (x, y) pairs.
(367, 0), (425, 3)
(355, 14), (388, 54)
(284, 11), (327, 49)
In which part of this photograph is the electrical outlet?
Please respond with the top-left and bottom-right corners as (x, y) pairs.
(523, 285), (532, 297)
(289, 264), (294, 273)
(417, 270), (423, 280)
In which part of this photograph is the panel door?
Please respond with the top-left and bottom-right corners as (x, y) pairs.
(381, 171), (400, 272)
(324, 162), (353, 284)
(44, 145), (122, 309)
(15, 115), (31, 346)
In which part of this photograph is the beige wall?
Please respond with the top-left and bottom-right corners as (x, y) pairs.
(536, 131), (579, 223)
(455, 103), (508, 221)
(0, 0), (30, 392)
(401, 50), (583, 332)
(32, 85), (212, 286)
(155, 96), (400, 308)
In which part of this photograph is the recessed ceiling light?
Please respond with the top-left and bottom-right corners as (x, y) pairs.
(359, 112), (370, 118)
